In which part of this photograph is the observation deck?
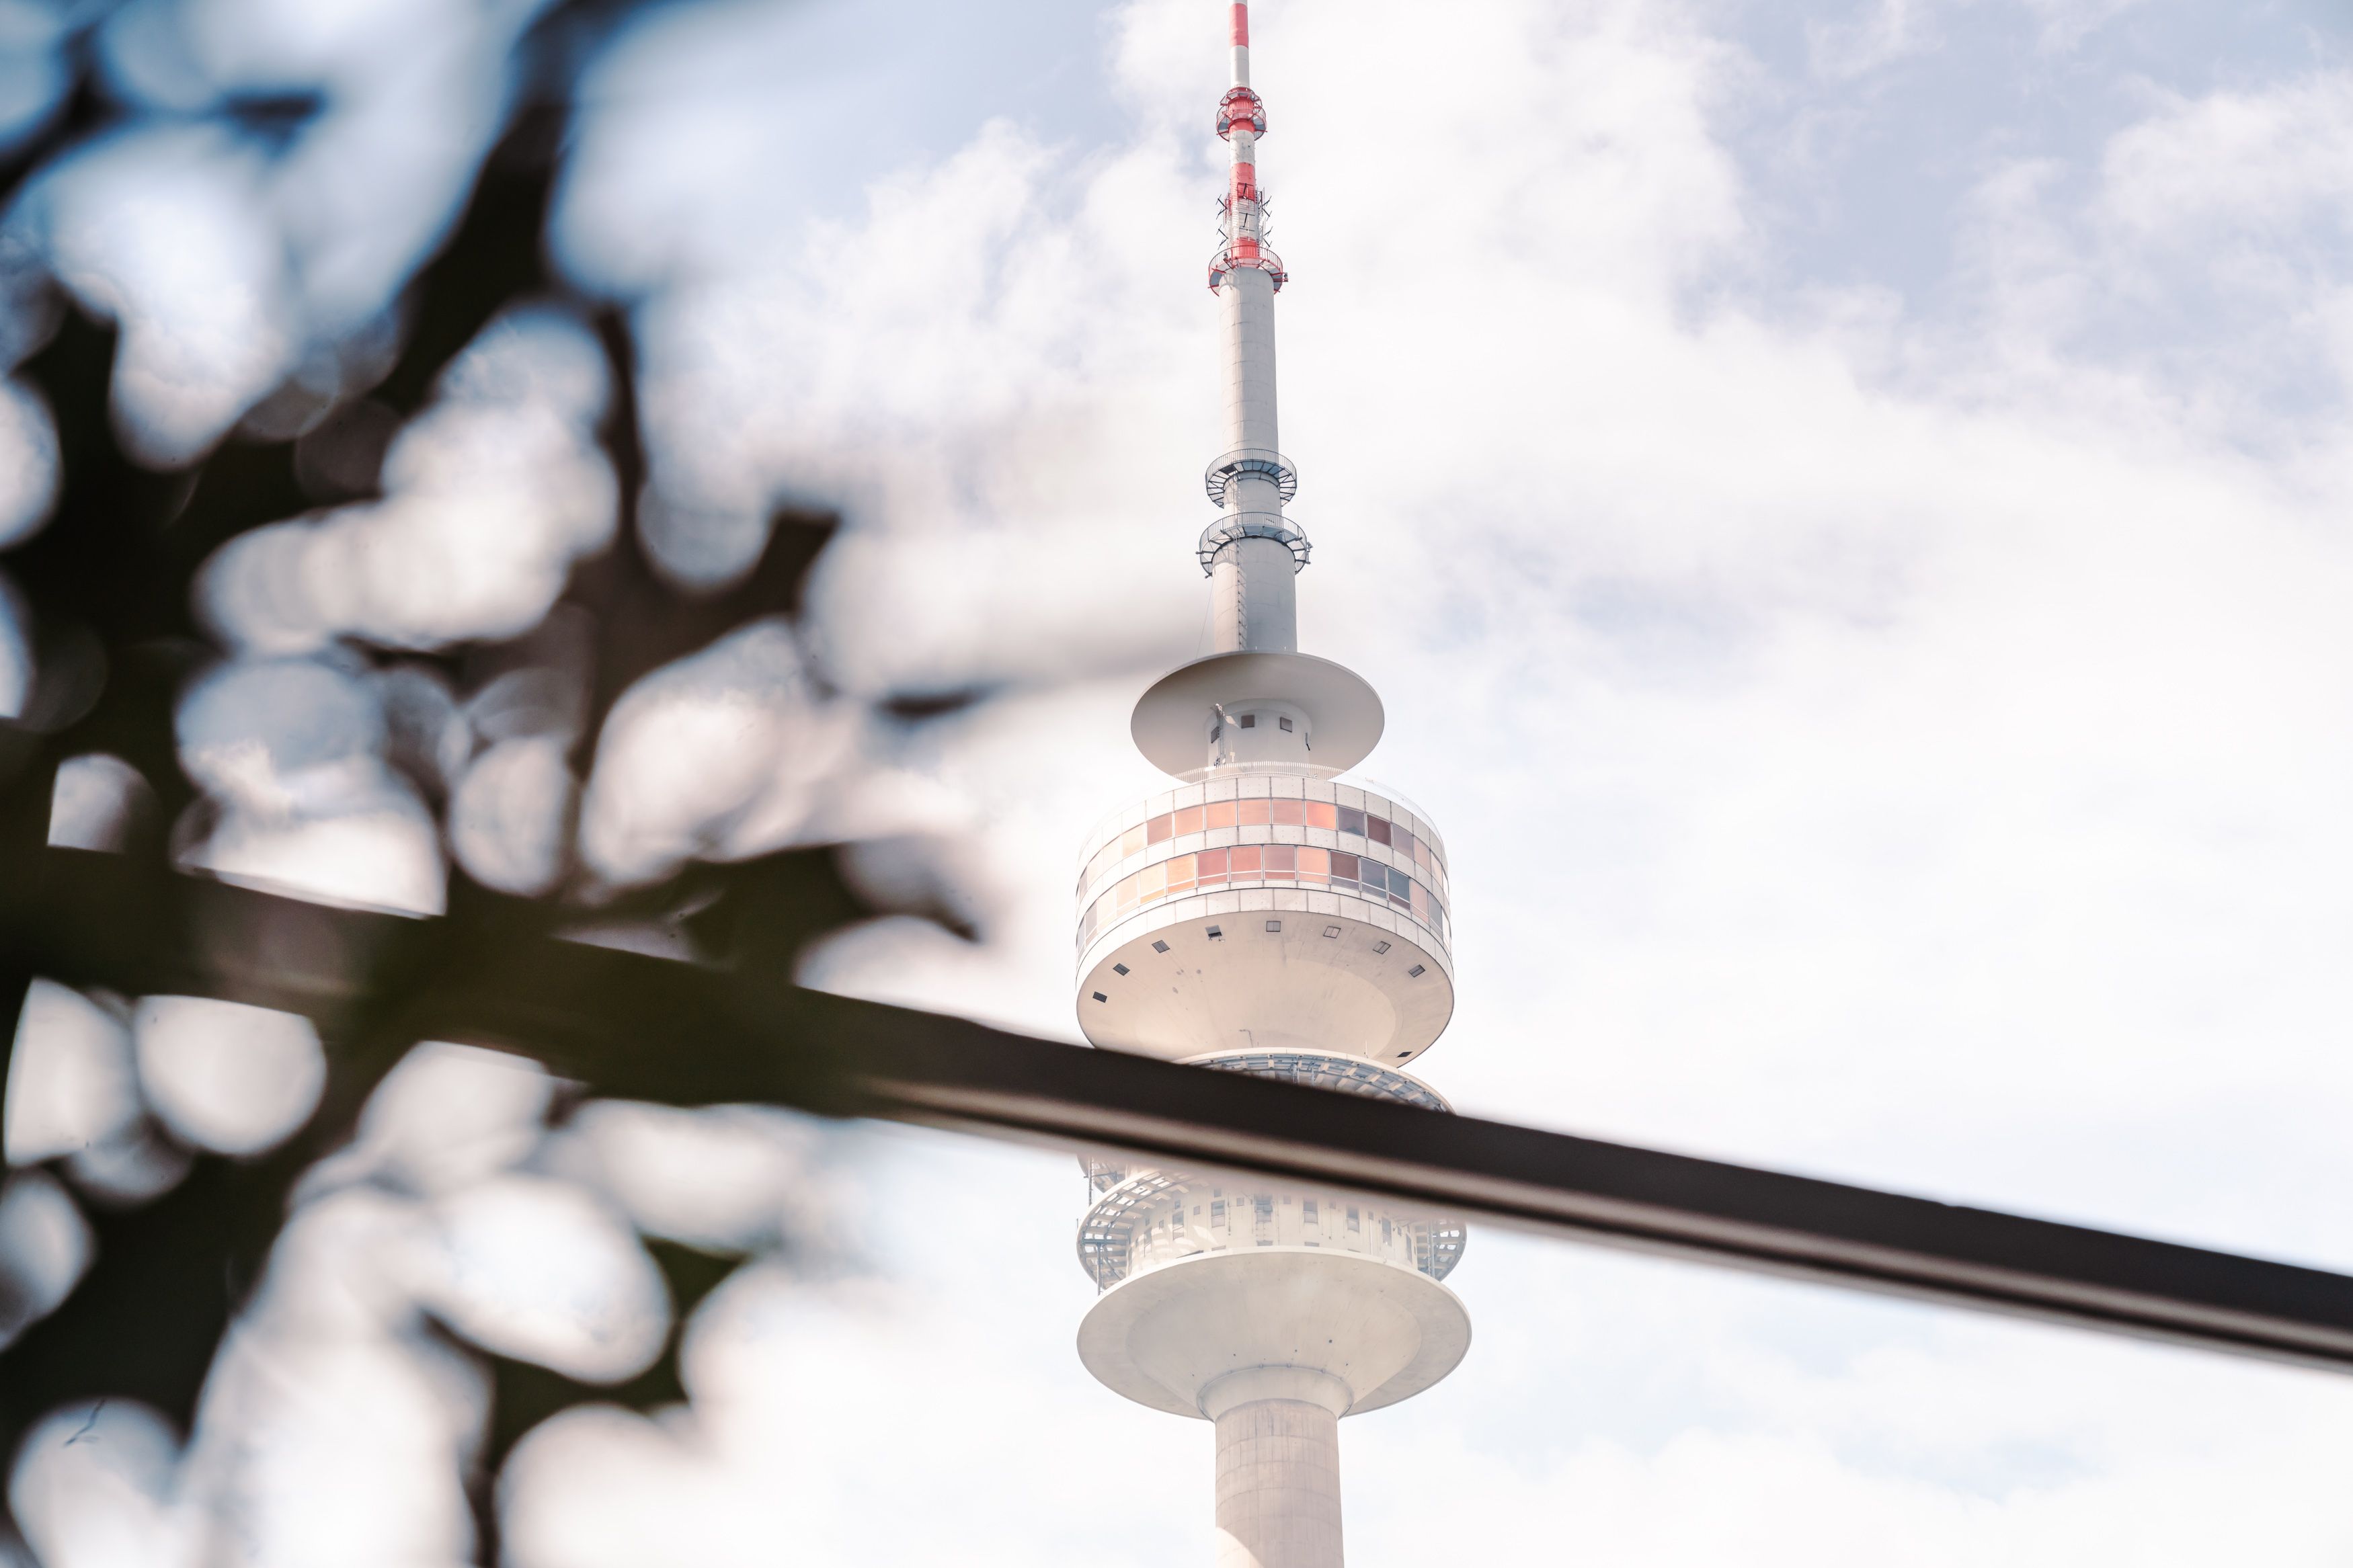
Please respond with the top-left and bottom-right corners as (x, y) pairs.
(1072, 771), (1454, 1066)
(1072, 1048), (1472, 1422)
(1076, 1048), (1466, 1293)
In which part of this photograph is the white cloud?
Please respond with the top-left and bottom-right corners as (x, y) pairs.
(0, 375), (56, 548)
(15, 123), (298, 465)
(0, 568), (26, 721)
(199, 306), (619, 657)
(132, 996), (326, 1158)
(3, 980), (139, 1167)
(9, 1399), (196, 1568)
(577, 618), (856, 886)
(422, 1175), (671, 1383)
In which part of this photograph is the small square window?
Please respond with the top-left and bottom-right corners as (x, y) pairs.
(1277, 716), (1293, 732)
(1207, 925), (1223, 939)
(1322, 925), (1341, 938)
(1396, 1051), (1410, 1058)
(1113, 963), (1129, 975)
(1238, 714), (1257, 729)
(1407, 964), (1426, 977)
(1265, 919), (1281, 932)
(1092, 991), (1108, 1003)
(1373, 940), (1390, 954)
(1152, 940), (1170, 953)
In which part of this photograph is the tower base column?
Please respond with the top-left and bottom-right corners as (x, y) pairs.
(1209, 1376), (1347, 1568)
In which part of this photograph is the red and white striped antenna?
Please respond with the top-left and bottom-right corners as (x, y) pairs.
(1210, 1), (1283, 292)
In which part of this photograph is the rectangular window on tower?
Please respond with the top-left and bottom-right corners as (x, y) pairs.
(1211, 1198), (1226, 1230)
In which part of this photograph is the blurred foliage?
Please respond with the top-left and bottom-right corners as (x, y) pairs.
(0, 2), (986, 1558)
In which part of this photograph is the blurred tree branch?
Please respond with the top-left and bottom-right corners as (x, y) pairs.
(0, 1), (996, 1558)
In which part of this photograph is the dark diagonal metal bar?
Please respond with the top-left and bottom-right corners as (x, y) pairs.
(9, 848), (2353, 1372)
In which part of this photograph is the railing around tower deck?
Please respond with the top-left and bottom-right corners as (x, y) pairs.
(1202, 446), (1298, 506)
(1189, 1050), (1453, 1112)
(1075, 1053), (1469, 1292)
(1076, 1165), (1467, 1293)
(1197, 511), (1310, 575)
(1207, 241), (1287, 291)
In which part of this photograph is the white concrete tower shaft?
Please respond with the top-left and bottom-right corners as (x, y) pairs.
(1215, 1397), (1344, 1568)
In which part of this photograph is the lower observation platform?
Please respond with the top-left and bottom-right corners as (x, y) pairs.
(1078, 1249), (1470, 1421)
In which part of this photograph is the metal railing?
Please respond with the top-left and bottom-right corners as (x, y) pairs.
(9, 848), (2353, 1372)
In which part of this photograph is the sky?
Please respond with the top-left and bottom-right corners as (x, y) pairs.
(13, 0), (2353, 1562)
(546, 0), (2353, 1557)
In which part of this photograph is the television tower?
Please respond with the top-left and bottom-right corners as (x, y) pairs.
(1070, 5), (1470, 1564)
